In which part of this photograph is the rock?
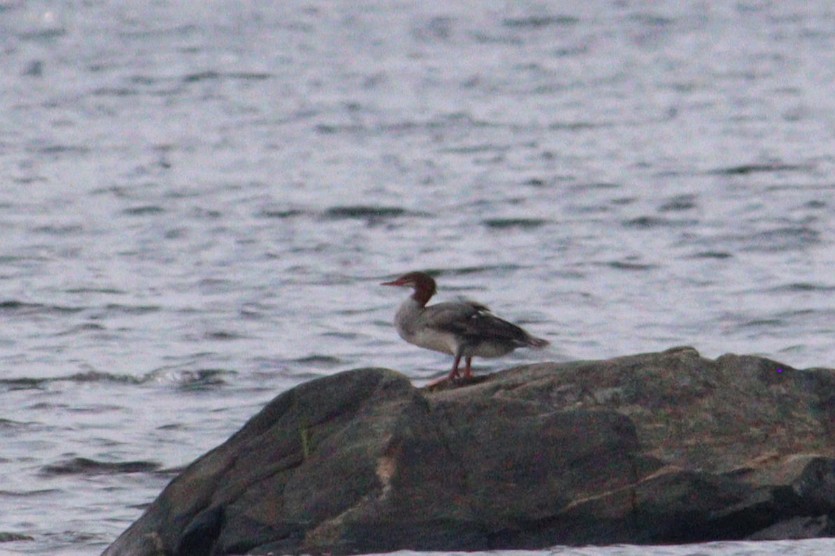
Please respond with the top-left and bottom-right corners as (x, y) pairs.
(748, 515), (835, 540)
(103, 347), (835, 555)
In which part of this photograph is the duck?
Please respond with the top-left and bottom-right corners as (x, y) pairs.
(381, 271), (548, 384)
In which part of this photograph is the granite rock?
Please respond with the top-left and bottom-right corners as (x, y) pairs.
(103, 347), (835, 555)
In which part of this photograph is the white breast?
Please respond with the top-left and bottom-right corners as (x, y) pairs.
(393, 298), (460, 355)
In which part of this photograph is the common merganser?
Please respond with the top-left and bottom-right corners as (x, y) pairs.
(381, 271), (549, 383)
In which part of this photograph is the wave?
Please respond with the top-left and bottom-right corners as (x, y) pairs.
(708, 163), (810, 175)
(0, 488), (61, 498)
(0, 300), (83, 315)
(482, 217), (547, 229)
(40, 457), (160, 476)
(0, 368), (233, 392)
(323, 205), (409, 220)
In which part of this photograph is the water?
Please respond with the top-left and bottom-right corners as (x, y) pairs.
(1, 1), (834, 554)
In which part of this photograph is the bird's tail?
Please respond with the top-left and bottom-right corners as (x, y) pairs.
(527, 336), (549, 349)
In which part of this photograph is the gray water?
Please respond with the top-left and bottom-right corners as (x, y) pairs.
(1, 1), (834, 554)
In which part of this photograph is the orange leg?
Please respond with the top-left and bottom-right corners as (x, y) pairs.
(448, 353), (462, 380)
(425, 353), (461, 388)
(426, 353), (473, 388)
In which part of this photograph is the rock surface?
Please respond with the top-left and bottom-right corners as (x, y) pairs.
(103, 347), (835, 555)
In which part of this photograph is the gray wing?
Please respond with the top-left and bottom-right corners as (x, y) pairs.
(421, 301), (531, 347)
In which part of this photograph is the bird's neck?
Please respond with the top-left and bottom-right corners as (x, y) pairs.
(411, 284), (434, 307)
(394, 297), (424, 338)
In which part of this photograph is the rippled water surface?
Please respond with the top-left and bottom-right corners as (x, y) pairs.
(1, 1), (834, 554)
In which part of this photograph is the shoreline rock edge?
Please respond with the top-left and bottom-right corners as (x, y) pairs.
(103, 347), (835, 555)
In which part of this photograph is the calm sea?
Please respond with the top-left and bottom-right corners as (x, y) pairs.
(1, 1), (833, 554)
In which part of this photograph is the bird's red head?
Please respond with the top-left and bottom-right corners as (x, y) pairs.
(381, 271), (437, 305)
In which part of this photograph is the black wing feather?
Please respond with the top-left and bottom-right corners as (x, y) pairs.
(428, 301), (530, 346)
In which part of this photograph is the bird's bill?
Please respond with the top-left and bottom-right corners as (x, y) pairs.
(380, 278), (405, 286)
